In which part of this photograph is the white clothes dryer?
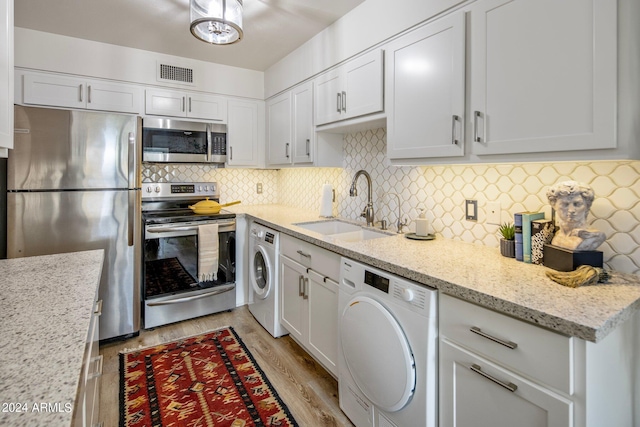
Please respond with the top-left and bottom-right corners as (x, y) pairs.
(248, 223), (288, 338)
(338, 258), (438, 427)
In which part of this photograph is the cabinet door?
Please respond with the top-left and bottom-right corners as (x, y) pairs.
(470, 0), (616, 155)
(187, 93), (227, 121)
(439, 339), (572, 427)
(0, 0), (12, 153)
(342, 49), (384, 120)
(86, 80), (142, 114)
(266, 91), (292, 166)
(280, 256), (306, 342)
(306, 271), (338, 376)
(314, 69), (342, 126)
(145, 89), (187, 117)
(387, 12), (465, 160)
(291, 82), (314, 164)
(23, 73), (86, 109)
(227, 99), (259, 167)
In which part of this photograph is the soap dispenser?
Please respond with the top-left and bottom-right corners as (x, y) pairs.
(415, 209), (430, 237)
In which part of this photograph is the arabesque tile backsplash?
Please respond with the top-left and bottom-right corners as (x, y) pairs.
(143, 128), (640, 275)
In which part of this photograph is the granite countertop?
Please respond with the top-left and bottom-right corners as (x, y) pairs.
(228, 204), (640, 343)
(0, 250), (104, 427)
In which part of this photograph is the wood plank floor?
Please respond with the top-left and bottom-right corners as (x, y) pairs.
(99, 306), (355, 427)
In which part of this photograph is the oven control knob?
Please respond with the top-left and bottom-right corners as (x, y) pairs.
(146, 187), (152, 193)
(210, 185), (215, 192)
(400, 287), (415, 302)
(154, 186), (161, 193)
(197, 185), (203, 192)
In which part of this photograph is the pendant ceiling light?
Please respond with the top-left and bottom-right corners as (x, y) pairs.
(190, 0), (243, 45)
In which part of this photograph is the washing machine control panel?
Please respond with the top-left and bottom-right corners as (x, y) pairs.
(391, 283), (429, 311)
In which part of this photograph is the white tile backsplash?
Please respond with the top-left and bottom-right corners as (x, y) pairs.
(143, 128), (640, 275)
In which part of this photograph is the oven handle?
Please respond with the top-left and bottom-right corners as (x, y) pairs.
(147, 284), (235, 306)
(146, 221), (236, 234)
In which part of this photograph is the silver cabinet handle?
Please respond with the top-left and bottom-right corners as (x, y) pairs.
(473, 111), (482, 142)
(182, 96), (186, 112)
(296, 249), (311, 259)
(470, 326), (518, 349)
(94, 299), (103, 316)
(303, 277), (309, 299)
(230, 146), (233, 160)
(470, 364), (518, 392)
(79, 84), (83, 102)
(88, 85), (92, 104)
(452, 115), (460, 145)
(336, 92), (341, 113)
(147, 285), (235, 306)
(298, 275), (305, 296)
(88, 355), (104, 380)
(342, 91), (347, 112)
(306, 138), (310, 156)
(189, 97), (192, 112)
(285, 142), (290, 158)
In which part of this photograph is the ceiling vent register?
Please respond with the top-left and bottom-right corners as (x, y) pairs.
(158, 64), (194, 85)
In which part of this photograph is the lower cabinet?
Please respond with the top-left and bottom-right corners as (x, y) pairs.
(280, 235), (340, 376)
(439, 293), (640, 427)
(73, 299), (102, 427)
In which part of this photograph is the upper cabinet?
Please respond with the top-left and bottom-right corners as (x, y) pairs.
(145, 88), (227, 122)
(266, 81), (341, 168)
(17, 70), (143, 114)
(227, 99), (264, 168)
(469, 0), (616, 156)
(386, 11), (465, 160)
(315, 49), (384, 126)
(0, 0), (13, 156)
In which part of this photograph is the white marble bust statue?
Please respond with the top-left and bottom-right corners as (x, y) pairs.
(546, 181), (606, 251)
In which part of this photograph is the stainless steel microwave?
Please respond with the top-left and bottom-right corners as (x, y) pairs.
(142, 117), (227, 164)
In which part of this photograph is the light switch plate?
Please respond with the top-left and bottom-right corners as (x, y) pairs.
(487, 202), (501, 225)
(465, 200), (478, 221)
(256, 183), (263, 194)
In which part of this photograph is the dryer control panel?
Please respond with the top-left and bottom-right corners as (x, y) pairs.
(340, 258), (436, 317)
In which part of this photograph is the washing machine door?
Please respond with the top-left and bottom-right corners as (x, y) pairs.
(340, 296), (415, 412)
(250, 245), (272, 300)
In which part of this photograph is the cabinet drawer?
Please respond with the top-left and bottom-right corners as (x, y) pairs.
(280, 234), (340, 281)
(440, 294), (573, 394)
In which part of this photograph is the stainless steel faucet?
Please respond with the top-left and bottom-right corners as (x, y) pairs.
(349, 170), (375, 227)
(387, 192), (408, 233)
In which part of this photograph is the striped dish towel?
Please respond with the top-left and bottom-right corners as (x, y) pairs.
(198, 224), (219, 282)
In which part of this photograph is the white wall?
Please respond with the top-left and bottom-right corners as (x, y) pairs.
(264, 0), (462, 97)
(14, 28), (264, 99)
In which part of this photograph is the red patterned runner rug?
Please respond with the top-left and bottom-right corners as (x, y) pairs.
(120, 326), (299, 427)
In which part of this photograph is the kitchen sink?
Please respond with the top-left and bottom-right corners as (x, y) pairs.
(294, 219), (394, 241)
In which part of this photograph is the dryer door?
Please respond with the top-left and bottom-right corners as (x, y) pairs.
(250, 245), (272, 299)
(340, 296), (416, 412)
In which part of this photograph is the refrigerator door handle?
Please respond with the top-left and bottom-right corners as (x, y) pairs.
(128, 190), (135, 247)
(128, 131), (136, 188)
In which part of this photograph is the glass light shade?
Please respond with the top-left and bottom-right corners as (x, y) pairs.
(190, 0), (243, 45)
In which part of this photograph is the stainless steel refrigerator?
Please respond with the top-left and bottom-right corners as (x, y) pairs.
(8, 105), (141, 341)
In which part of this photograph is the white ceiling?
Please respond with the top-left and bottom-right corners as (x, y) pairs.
(14, 0), (366, 71)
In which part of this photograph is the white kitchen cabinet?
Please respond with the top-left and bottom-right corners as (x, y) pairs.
(469, 0), (616, 156)
(280, 234), (340, 376)
(145, 88), (226, 121)
(386, 11), (465, 160)
(0, 0), (13, 156)
(227, 99), (263, 167)
(315, 49), (384, 126)
(19, 71), (142, 114)
(267, 81), (341, 167)
(73, 299), (102, 427)
(266, 90), (292, 165)
(439, 293), (640, 427)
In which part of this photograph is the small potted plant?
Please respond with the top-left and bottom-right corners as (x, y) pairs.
(498, 222), (516, 258)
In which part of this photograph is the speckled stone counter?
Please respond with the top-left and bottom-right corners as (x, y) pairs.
(227, 204), (640, 343)
(0, 250), (103, 427)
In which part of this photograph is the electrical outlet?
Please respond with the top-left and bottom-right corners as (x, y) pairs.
(465, 200), (478, 221)
(487, 201), (501, 225)
(256, 183), (263, 194)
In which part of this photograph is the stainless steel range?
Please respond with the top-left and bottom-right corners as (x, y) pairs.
(141, 182), (236, 329)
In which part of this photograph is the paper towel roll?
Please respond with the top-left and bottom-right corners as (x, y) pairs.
(320, 183), (333, 217)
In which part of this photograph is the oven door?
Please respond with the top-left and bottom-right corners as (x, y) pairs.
(142, 219), (236, 328)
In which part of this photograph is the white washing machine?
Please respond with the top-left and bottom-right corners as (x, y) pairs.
(248, 222), (288, 338)
(338, 258), (438, 427)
